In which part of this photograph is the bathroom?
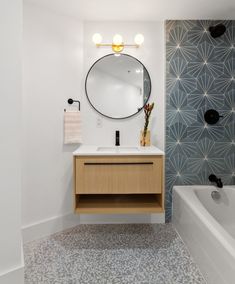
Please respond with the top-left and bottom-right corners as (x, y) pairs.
(1, 0), (235, 283)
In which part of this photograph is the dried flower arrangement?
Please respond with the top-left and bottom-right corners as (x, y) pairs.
(141, 102), (154, 146)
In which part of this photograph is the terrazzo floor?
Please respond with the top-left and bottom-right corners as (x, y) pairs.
(24, 224), (206, 284)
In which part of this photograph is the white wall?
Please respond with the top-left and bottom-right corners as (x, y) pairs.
(22, 6), (165, 240)
(0, 0), (24, 282)
(22, 3), (83, 229)
(83, 21), (165, 148)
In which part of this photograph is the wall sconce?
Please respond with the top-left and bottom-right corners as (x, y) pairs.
(92, 33), (144, 53)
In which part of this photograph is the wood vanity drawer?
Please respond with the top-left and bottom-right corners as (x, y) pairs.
(74, 156), (163, 194)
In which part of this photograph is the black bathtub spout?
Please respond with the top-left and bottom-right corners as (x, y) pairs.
(208, 174), (223, 188)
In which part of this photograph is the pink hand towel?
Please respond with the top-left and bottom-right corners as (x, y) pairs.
(64, 111), (82, 144)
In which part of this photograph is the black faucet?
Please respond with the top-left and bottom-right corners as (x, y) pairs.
(115, 130), (120, 146)
(208, 174), (223, 188)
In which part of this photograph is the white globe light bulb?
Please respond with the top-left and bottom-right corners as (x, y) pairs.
(134, 34), (144, 45)
(113, 34), (123, 45)
(92, 33), (102, 44)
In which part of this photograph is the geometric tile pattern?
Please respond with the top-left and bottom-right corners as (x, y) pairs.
(24, 224), (206, 284)
(166, 20), (235, 221)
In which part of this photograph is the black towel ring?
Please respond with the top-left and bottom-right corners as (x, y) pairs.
(67, 98), (80, 111)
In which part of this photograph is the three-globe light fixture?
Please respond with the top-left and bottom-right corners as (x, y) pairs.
(92, 33), (144, 53)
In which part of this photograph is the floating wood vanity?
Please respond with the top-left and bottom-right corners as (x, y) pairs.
(73, 146), (164, 214)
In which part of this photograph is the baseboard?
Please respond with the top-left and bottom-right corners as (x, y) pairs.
(0, 264), (24, 284)
(22, 212), (165, 243)
(22, 213), (81, 243)
(0, 239), (24, 284)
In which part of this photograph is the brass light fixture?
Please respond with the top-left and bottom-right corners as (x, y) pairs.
(92, 33), (144, 53)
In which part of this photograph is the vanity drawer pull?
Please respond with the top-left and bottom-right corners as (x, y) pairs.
(84, 162), (154, 166)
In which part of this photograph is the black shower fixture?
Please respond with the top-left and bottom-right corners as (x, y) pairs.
(204, 109), (223, 125)
(208, 174), (223, 188)
(209, 24), (226, 38)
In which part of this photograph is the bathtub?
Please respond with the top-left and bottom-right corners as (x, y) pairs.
(173, 185), (235, 284)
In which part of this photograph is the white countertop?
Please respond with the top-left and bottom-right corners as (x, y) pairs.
(73, 145), (164, 156)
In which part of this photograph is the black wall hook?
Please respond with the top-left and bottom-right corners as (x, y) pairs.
(204, 109), (223, 125)
(68, 98), (80, 111)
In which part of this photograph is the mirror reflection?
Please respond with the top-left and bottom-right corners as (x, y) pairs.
(85, 54), (151, 119)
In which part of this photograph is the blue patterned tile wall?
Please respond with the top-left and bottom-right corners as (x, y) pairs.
(165, 20), (235, 221)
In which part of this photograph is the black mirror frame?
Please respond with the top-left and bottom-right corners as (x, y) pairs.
(85, 53), (152, 120)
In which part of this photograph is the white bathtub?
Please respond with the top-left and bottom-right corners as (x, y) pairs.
(173, 185), (235, 284)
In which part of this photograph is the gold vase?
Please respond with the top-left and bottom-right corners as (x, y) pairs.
(140, 130), (150, 146)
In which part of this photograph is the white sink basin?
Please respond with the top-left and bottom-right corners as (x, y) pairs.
(97, 146), (140, 153)
(73, 145), (165, 156)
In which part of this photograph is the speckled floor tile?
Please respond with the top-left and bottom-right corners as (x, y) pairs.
(24, 224), (206, 284)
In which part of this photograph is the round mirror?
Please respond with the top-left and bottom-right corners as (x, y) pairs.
(85, 54), (151, 119)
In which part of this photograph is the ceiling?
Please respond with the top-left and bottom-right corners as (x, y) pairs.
(25, 0), (235, 21)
